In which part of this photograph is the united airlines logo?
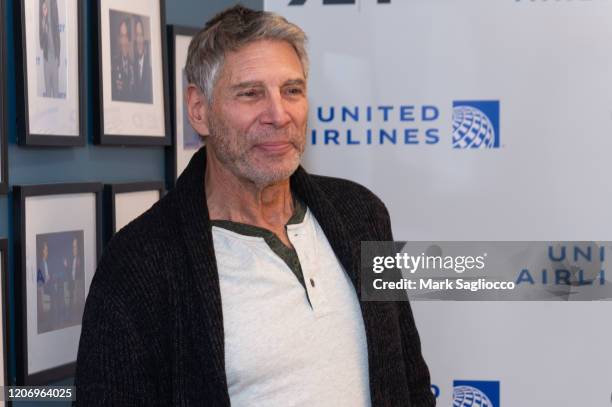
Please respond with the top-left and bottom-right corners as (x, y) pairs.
(453, 380), (500, 407)
(452, 100), (500, 149)
(311, 100), (501, 148)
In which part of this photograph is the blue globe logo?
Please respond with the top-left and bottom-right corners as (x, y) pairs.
(452, 105), (496, 149)
(453, 385), (494, 407)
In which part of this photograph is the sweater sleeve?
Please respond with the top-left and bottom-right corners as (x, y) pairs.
(396, 294), (437, 406)
(74, 269), (163, 406)
(373, 200), (437, 407)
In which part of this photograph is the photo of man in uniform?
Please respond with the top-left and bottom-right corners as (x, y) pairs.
(111, 15), (134, 102)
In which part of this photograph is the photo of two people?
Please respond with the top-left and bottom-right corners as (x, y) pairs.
(109, 9), (153, 104)
(36, 230), (86, 334)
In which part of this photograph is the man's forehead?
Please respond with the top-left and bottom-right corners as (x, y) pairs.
(220, 40), (306, 85)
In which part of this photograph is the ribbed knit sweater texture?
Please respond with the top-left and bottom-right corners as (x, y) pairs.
(74, 147), (436, 406)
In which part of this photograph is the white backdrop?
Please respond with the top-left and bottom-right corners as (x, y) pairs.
(266, 0), (612, 405)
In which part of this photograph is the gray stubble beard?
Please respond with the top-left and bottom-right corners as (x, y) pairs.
(206, 115), (307, 189)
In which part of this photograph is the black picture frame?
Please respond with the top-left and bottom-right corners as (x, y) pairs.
(14, 0), (86, 147)
(13, 183), (103, 385)
(0, 238), (11, 406)
(166, 25), (201, 187)
(94, 0), (171, 146)
(0, 0), (9, 193)
(104, 181), (165, 242)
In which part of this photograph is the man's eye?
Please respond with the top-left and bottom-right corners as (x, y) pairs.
(238, 90), (259, 97)
(286, 87), (304, 95)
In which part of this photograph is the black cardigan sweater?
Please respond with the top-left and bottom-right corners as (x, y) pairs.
(74, 147), (435, 406)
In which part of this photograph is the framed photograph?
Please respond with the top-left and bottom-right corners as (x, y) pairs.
(13, 183), (103, 384)
(14, 0), (85, 146)
(0, 0), (9, 193)
(0, 239), (10, 406)
(104, 181), (165, 241)
(166, 25), (203, 186)
(95, 0), (171, 146)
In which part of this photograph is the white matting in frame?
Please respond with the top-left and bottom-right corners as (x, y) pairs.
(24, 192), (98, 377)
(99, 0), (167, 139)
(23, 0), (81, 138)
(174, 29), (203, 181)
(115, 189), (161, 232)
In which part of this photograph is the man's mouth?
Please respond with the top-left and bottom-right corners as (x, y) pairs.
(253, 142), (293, 153)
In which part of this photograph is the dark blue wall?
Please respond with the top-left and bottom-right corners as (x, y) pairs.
(2, 0), (263, 405)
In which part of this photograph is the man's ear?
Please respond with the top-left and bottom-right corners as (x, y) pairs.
(185, 84), (210, 136)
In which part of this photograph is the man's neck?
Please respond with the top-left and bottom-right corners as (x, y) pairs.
(204, 150), (294, 233)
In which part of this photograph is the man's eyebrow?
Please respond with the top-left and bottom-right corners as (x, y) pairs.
(230, 81), (265, 91)
(229, 79), (306, 91)
(283, 79), (306, 87)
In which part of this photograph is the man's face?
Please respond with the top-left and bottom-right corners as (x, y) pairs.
(42, 1), (48, 17)
(72, 239), (78, 257)
(119, 22), (130, 57)
(205, 39), (308, 187)
(42, 243), (48, 260)
(135, 21), (145, 57)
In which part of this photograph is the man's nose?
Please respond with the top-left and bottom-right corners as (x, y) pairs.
(261, 92), (291, 128)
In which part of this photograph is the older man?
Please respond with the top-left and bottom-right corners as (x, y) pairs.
(75, 5), (434, 407)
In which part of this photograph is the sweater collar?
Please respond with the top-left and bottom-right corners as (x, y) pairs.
(176, 144), (360, 288)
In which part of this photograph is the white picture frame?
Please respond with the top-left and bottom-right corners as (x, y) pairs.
(14, 183), (103, 385)
(104, 181), (165, 240)
(16, 0), (85, 146)
(95, 0), (170, 145)
(167, 25), (203, 185)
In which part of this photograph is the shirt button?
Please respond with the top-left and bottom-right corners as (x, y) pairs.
(310, 278), (315, 288)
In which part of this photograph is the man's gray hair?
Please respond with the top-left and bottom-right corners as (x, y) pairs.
(185, 5), (309, 104)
